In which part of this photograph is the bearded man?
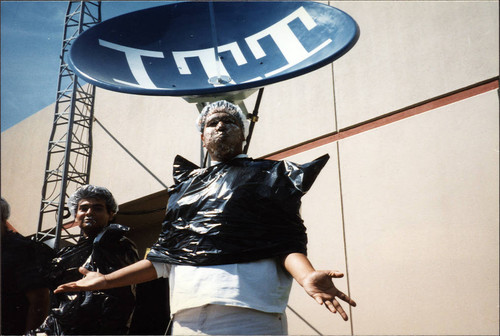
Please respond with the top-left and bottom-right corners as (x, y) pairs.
(54, 101), (356, 335)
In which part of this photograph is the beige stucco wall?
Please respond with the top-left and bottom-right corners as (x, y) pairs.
(332, 0), (499, 127)
(338, 90), (499, 335)
(1, 104), (53, 236)
(285, 90), (499, 335)
(1, 1), (498, 334)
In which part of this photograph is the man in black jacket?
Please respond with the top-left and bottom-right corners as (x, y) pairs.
(1, 197), (53, 335)
(40, 185), (139, 335)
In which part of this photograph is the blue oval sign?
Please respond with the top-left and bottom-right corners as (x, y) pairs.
(68, 1), (359, 96)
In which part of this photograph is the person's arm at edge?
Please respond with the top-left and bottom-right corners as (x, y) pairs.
(54, 259), (157, 293)
(24, 287), (50, 332)
(283, 252), (356, 321)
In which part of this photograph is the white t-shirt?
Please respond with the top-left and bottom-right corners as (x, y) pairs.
(152, 258), (293, 315)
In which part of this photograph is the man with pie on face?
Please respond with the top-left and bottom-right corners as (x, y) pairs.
(40, 185), (139, 335)
(54, 101), (356, 335)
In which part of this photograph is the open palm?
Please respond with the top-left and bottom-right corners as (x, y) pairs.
(301, 270), (356, 321)
(54, 267), (106, 293)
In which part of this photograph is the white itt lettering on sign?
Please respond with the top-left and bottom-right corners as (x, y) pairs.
(97, 7), (331, 89)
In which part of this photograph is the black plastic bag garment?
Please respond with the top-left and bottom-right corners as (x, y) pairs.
(41, 224), (139, 335)
(147, 154), (329, 266)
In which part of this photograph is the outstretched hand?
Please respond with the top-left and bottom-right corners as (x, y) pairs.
(54, 267), (107, 293)
(301, 270), (356, 321)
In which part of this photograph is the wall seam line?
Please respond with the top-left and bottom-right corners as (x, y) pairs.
(331, 54), (355, 335)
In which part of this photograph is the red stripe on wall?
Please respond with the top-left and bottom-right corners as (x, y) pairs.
(263, 77), (499, 160)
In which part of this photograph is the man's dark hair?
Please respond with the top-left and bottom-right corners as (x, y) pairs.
(1, 197), (11, 222)
(67, 185), (118, 217)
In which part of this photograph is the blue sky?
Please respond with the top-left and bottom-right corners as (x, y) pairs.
(1, 1), (165, 132)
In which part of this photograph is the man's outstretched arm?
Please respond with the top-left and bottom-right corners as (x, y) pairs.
(283, 253), (356, 321)
(54, 259), (157, 293)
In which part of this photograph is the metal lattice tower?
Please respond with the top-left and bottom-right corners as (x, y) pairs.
(36, 1), (101, 250)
